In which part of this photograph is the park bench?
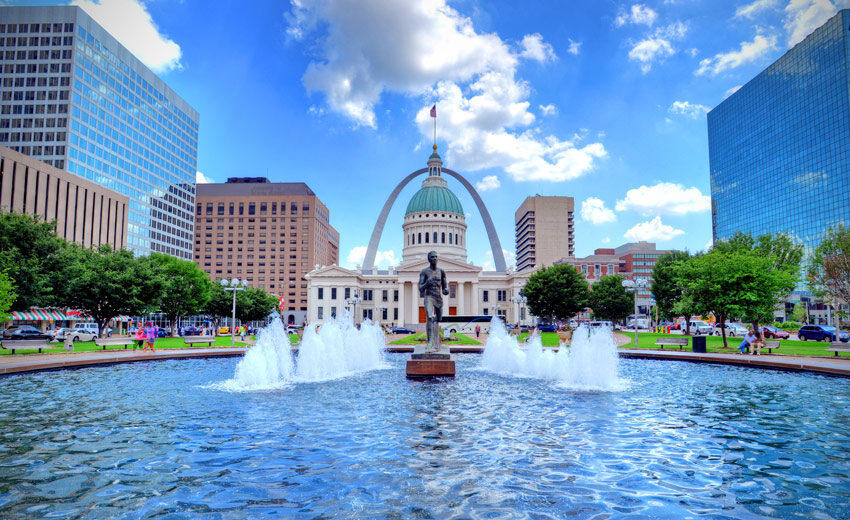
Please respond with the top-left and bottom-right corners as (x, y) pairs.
(826, 342), (850, 357)
(0, 339), (51, 354)
(761, 340), (781, 354)
(655, 337), (689, 350)
(183, 335), (216, 347)
(94, 337), (136, 350)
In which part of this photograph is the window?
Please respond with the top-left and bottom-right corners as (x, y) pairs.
(331, 307), (337, 318)
(418, 233), (421, 244)
(483, 290), (489, 302)
(382, 290), (388, 302)
(394, 308), (398, 320)
(318, 287), (324, 299)
(393, 290), (398, 302)
(345, 287), (350, 299)
(441, 232), (445, 243)
(249, 203), (255, 215)
(608, 264), (615, 274)
(425, 233), (429, 243)
(581, 264), (587, 274)
(318, 307), (323, 320)
(331, 288), (337, 300)
(449, 285), (456, 298)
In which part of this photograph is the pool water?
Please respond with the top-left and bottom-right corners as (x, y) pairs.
(0, 355), (848, 519)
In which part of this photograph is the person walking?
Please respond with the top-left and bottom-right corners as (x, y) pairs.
(134, 325), (146, 349)
(240, 325), (247, 342)
(475, 324), (481, 338)
(144, 322), (158, 352)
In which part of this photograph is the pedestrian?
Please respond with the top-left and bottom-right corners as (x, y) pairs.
(144, 321), (157, 352)
(738, 328), (756, 354)
(475, 324), (481, 338)
(240, 325), (246, 341)
(134, 325), (146, 349)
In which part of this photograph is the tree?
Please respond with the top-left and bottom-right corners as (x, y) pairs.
(589, 275), (633, 322)
(57, 245), (163, 337)
(0, 212), (67, 309)
(651, 251), (691, 321)
(202, 281), (234, 332)
(522, 263), (590, 322)
(0, 270), (16, 321)
(791, 301), (808, 323)
(147, 253), (212, 336)
(678, 250), (797, 348)
(236, 287), (278, 324)
(807, 225), (850, 315)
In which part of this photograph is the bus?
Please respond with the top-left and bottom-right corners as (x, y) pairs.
(439, 315), (493, 335)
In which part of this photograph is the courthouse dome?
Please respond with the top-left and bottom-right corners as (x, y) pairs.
(405, 184), (464, 215)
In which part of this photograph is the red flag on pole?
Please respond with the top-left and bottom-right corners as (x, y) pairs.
(278, 296), (285, 310)
(430, 104), (436, 118)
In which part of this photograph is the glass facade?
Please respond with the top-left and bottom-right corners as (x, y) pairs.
(0, 6), (198, 259)
(708, 9), (850, 253)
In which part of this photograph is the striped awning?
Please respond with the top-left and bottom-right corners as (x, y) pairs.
(10, 308), (68, 321)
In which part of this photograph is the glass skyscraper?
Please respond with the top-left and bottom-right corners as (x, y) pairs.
(0, 6), (198, 259)
(708, 9), (850, 252)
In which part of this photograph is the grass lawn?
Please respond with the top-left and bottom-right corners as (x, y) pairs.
(388, 332), (481, 345)
(618, 332), (847, 357)
(0, 335), (250, 356)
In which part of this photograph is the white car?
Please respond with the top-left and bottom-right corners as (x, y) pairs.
(713, 322), (748, 337)
(69, 323), (98, 342)
(689, 320), (714, 335)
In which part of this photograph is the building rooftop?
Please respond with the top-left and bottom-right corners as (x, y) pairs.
(196, 182), (316, 197)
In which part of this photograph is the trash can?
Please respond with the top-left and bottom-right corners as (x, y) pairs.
(692, 335), (707, 353)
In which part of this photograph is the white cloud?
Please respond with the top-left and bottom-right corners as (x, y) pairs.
(669, 100), (710, 118)
(482, 248), (516, 271)
(736, 0), (781, 18)
(601, 237), (612, 244)
(290, 0), (606, 181)
(567, 38), (582, 55)
(724, 85), (743, 98)
(539, 104), (558, 116)
(196, 171), (213, 184)
(785, 0), (848, 46)
(615, 182), (711, 216)
(71, 0), (182, 73)
(696, 32), (777, 75)
(704, 238), (714, 252)
(475, 175), (501, 191)
(615, 4), (658, 27)
(624, 216), (685, 242)
(627, 22), (688, 73)
(346, 246), (398, 269)
(520, 33), (557, 62)
(580, 197), (617, 225)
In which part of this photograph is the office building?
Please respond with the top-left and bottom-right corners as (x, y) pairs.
(194, 178), (339, 325)
(1, 144), (127, 248)
(515, 195), (574, 271)
(708, 9), (850, 251)
(0, 6), (199, 259)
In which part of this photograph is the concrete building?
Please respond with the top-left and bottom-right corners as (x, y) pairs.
(306, 148), (534, 328)
(515, 195), (574, 271)
(194, 178), (339, 326)
(1, 144), (127, 248)
(556, 241), (671, 317)
(0, 6), (199, 259)
(708, 9), (850, 251)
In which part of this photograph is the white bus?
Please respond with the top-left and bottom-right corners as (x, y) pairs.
(439, 315), (493, 335)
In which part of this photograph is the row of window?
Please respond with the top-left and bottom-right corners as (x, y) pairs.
(0, 23), (74, 34)
(200, 201), (311, 216)
(317, 307), (399, 321)
(407, 231), (461, 246)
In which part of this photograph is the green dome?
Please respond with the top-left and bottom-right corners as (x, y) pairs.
(405, 185), (464, 215)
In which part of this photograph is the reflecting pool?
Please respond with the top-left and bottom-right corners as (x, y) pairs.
(0, 355), (848, 519)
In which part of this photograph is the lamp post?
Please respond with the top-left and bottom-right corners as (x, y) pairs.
(374, 305), (385, 327)
(221, 278), (249, 346)
(346, 290), (363, 324)
(622, 278), (650, 347)
(510, 295), (527, 326)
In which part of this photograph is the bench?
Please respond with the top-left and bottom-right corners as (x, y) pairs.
(826, 342), (850, 357)
(762, 340), (780, 354)
(183, 335), (216, 347)
(655, 337), (689, 350)
(0, 339), (51, 354)
(94, 337), (137, 350)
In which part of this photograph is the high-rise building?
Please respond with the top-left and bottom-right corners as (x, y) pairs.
(515, 195), (574, 271)
(0, 6), (199, 259)
(1, 145), (128, 248)
(708, 9), (850, 251)
(194, 178), (339, 325)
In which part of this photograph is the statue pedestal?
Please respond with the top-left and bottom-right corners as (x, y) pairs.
(406, 345), (455, 378)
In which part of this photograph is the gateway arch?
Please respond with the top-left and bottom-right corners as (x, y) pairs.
(362, 168), (507, 272)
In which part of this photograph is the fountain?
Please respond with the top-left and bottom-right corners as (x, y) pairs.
(479, 318), (625, 391)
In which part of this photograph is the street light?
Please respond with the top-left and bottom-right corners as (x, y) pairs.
(345, 289), (362, 324)
(510, 295), (528, 326)
(221, 278), (249, 346)
(374, 305), (385, 328)
(622, 278), (650, 347)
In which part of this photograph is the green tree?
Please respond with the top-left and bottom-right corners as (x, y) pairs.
(202, 280), (235, 332)
(0, 270), (17, 321)
(807, 225), (850, 316)
(58, 245), (163, 337)
(236, 286), (278, 324)
(650, 251), (691, 321)
(678, 250), (797, 348)
(522, 263), (590, 322)
(147, 253), (212, 336)
(791, 301), (808, 323)
(589, 275), (633, 322)
(0, 212), (67, 309)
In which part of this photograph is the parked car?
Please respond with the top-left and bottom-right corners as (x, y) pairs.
(713, 322), (748, 337)
(537, 323), (557, 332)
(2, 325), (52, 341)
(761, 326), (790, 339)
(688, 320), (714, 335)
(390, 326), (416, 334)
(797, 325), (849, 342)
(51, 327), (73, 341)
(219, 326), (231, 334)
(589, 321), (614, 329)
(285, 326), (300, 335)
(68, 324), (98, 342)
(180, 326), (202, 336)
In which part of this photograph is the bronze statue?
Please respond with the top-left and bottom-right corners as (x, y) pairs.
(419, 251), (448, 352)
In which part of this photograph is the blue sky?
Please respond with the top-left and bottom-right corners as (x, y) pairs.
(11, 0), (849, 269)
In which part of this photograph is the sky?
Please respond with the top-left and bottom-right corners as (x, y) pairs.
(8, 0), (850, 270)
